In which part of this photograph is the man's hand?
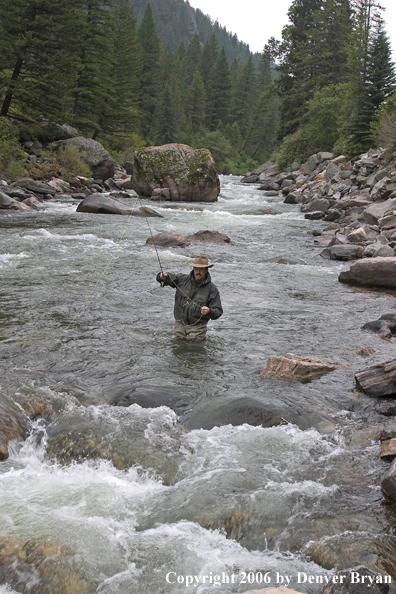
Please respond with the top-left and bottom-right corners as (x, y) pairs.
(160, 272), (168, 281)
(201, 306), (210, 315)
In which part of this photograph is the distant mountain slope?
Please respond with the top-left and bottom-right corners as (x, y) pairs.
(130, 0), (261, 65)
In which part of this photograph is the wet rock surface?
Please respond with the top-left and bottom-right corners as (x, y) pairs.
(146, 231), (191, 248)
(315, 566), (390, 594)
(260, 353), (338, 382)
(0, 536), (90, 594)
(76, 193), (161, 217)
(355, 359), (396, 397)
(0, 396), (28, 460)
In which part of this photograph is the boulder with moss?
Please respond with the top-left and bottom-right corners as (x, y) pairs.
(128, 143), (220, 202)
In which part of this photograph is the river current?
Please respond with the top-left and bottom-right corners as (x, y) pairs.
(1, 176), (396, 593)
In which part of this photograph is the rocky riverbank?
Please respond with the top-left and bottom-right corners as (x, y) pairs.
(243, 149), (396, 272)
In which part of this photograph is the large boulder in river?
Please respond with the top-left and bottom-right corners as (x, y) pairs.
(260, 353), (338, 382)
(339, 257), (396, 288)
(128, 143), (220, 202)
(76, 194), (161, 217)
(57, 136), (119, 180)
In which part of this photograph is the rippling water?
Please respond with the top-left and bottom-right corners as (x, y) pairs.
(1, 176), (396, 593)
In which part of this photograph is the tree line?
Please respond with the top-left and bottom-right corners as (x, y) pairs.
(0, 0), (395, 174)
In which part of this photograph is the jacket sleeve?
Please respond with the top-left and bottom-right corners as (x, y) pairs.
(156, 272), (178, 288)
(208, 285), (223, 320)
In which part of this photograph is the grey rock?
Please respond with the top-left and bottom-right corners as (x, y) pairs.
(76, 194), (162, 217)
(339, 257), (396, 287)
(317, 151), (334, 162)
(382, 457), (396, 502)
(364, 199), (396, 225)
(146, 231), (190, 248)
(301, 198), (330, 213)
(375, 169), (392, 182)
(10, 178), (56, 195)
(57, 136), (119, 180)
(324, 209), (343, 221)
(363, 313), (396, 340)
(303, 154), (320, 175)
(304, 211), (325, 220)
(328, 233), (348, 246)
(347, 227), (367, 243)
(186, 230), (230, 243)
(0, 191), (16, 208)
(251, 160), (279, 177)
(329, 245), (364, 260)
(325, 162), (341, 182)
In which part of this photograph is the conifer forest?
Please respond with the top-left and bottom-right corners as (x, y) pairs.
(1, 0), (395, 174)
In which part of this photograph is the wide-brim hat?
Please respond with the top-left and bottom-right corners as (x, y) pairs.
(188, 255), (213, 268)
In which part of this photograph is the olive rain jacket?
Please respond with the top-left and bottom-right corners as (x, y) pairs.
(156, 270), (223, 326)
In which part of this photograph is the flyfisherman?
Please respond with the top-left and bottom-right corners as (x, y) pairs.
(157, 255), (223, 341)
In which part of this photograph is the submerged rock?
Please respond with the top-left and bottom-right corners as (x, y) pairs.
(0, 536), (90, 594)
(260, 353), (338, 382)
(0, 400), (28, 460)
(186, 229), (230, 243)
(362, 313), (396, 340)
(315, 566), (390, 594)
(146, 231), (190, 248)
(127, 143), (220, 202)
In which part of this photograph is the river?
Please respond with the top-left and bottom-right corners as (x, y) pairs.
(1, 176), (396, 593)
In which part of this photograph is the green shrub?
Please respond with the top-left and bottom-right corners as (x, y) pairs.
(0, 117), (25, 173)
(6, 160), (26, 181)
(56, 144), (91, 177)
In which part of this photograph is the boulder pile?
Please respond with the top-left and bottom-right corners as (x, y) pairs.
(243, 149), (396, 263)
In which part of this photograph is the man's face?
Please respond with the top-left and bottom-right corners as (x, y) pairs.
(193, 267), (208, 281)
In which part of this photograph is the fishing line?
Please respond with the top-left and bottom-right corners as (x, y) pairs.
(55, 194), (140, 345)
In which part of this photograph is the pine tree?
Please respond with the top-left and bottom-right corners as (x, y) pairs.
(181, 33), (201, 86)
(98, 0), (142, 138)
(230, 56), (258, 139)
(339, 0), (387, 154)
(199, 34), (219, 90)
(366, 17), (396, 112)
(276, 0), (351, 138)
(0, 0), (83, 120)
(206, 47), (231, 130)
(71, 0), (116, 136)
(185, 70), (206, 131)
(243, 47), (278, 160)
(138, 3), (161, 139)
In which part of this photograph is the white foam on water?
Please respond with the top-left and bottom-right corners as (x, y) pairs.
(0, 252), (30, 268)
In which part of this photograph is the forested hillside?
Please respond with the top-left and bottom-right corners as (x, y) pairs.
(130, 0), (258, 66)
(0, 0), (395, 178)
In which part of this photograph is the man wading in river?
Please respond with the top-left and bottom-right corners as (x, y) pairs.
(157, 255), (223, 341)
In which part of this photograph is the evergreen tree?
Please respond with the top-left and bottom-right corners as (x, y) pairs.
(138, 3), (161, 139)
(339, 0), (386, 154)
(366, 17), (396, 112)
(155, 72), (183, 143)
(276, 0), (351, 138)
(199, 34), (219, 90)
(206, 48), (231, 130)
(243, 47), (278, 160)
(0, 0), (83, 120)
(230, 56), (258, 139)
(98, 0), (142, 138)
(181, 33), (202, 86)
(185, 70), (206, 131)
(71, 0), (116, 135)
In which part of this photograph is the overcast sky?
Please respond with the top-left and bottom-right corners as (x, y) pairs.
(188, 0), (396, 59)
